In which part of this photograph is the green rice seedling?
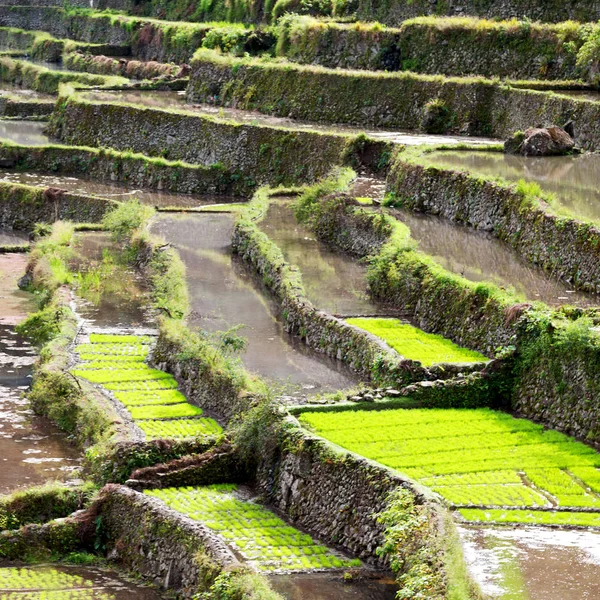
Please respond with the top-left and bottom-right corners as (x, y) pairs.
(89, 334), (152, 344)
(104, 378), (179, 391)
(75, 343), (149, 357)
(345, 318), (487, 365)
(299, 408), (600, 523)
(130, 403), (203, 420)
(75, 360), (150, 371)
(114, 390), (188, 406)
(72, 366), (172, 384)
(137, 418), (222, 439)
(459, 509), (600, 527)
(145, 486), (359, 571)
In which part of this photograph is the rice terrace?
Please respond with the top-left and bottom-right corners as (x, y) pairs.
(1, 0), (600, 599)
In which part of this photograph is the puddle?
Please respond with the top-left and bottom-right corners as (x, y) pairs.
(269, 572), (398, 600)
(259, 201), (390, 316)
(70, 232), (153, 329)
(81, 90), (497, 146)
(0, 169), (238, 208)
(151, 213), (358, 399)
(459, 525), (600, 600)
(393, 209), (598, 307)
(0, 253), (80, 494)
(0, 120), (51, 145)
(0, 83), (55, 101)
(422, 149), (600, 225)
(0, 564), (163, 598)
(0, 229), (27, 246)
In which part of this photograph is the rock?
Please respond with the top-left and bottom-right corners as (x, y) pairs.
(504, 125), (575, 156)
(0, 158), (15, 168)
(385, 389), (401, 397)
(17, 272), (32, 290)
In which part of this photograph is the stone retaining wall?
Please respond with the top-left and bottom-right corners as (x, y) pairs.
(277, 16), (581, 80)
(51, 91), (357, 186)
(188, 51), (600, 151)
(232, 190), (489, 385)
(387, 150), (600, 293)
(0, 143), (251, 196)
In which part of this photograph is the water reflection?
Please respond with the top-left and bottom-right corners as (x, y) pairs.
(259, 201), (390, 316)
(0, 120), (50, 145)
(151, 213), (357, 398)
(460, 525), (600, 600)
(423, 149), (600, 224)
(394, 209), (597, 307)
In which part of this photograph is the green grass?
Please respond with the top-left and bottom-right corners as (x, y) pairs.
(72, 335), (222, 441)
(345, 318), (488, 366)
(146, 485), (361, 572)
(299, 408), (600, 526)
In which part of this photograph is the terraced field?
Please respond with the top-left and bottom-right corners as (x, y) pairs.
(299, 408), (600, 527)
(72, 334), (222, 439)
(146, 484), (361, 572)
(346, 318), (488, 366)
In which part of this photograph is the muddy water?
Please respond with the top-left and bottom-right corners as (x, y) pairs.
(81, 90), (497, 146)
(0, 169), (238, 208)
(0, 229), (27, 246)
(423, 149), (600, 224)
(70, 232), (153, 328)
(151, 213), (357, 398)
(460, 526), (600, 600)
(0, 252), (80, 493)
(0, 120), (51, 145)
(393, 209), (597, 307)
(0, 564), (163, 599)
(259, 201), (390, 316)
(270, 572), (398, 600)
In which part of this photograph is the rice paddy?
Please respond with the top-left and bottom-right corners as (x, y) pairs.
(345, 318), (488, 366)
(0, 567), (114, 599)
(145, 484), (361, 572)
(71, 334), (222, 440)
(299, 408), (600, 526)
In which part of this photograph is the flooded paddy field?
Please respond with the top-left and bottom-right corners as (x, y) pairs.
(0, 169), (239, 209)
(0, 120), (51, 145)
(460, 526), (600, 600)
(394, 209), (598, 307)
(259, 200), (392, 316)
(0, 251), (80, 494)
(151, 212), (358, 398)
(421, 149), (600, 224)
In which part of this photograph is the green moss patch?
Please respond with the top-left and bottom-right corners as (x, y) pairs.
(146, 485), (361, 572)
(346, 318), (487, 366)
(299, 408), (600, 526)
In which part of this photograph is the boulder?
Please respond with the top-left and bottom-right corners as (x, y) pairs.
(504, 125), (575, 156)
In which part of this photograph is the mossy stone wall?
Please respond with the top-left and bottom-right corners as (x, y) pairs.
(387, 153), (600, 293)
(278, 16), (581, 80)
(188, 51), (600, 150)
(52, 93), (354, 186)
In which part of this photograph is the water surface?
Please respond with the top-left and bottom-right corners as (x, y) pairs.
(0, 120), (51, 145)
(0, 253), (80, 494)
(0, 170), (237, 208)
(423, 149), (600, 224)
(394, 209), (597, 307)
(70, 232), (153, 329)
(270, 572), (397, 600)
(460, 526), (600, 600)
(259, 201), (390, 316)
(151, 213), (357, 398)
